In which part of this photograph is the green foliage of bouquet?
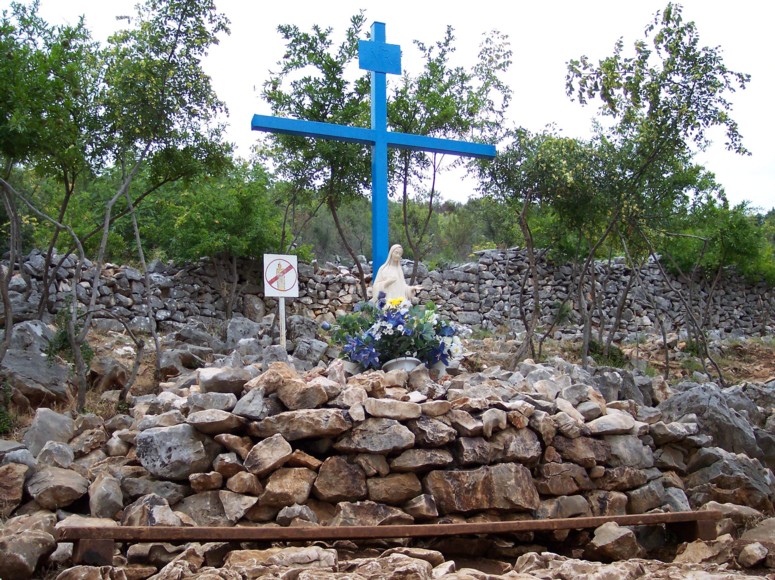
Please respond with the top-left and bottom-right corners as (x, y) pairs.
(324, 294), (466, 370)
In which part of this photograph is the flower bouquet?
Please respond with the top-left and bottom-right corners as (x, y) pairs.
(324, 293), (465, 370)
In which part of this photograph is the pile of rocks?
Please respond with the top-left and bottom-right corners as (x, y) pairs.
(1, 341), (774, 578)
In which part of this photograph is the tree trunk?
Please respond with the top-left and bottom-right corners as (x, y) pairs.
(36, 186), (74, 319)
(401, 152), (438, 285)
(124, 189), (162, 379)
(328, 196), (368, 300)
(511, 197), (540, 363)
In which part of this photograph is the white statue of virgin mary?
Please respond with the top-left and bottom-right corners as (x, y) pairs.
(371, 244), (417, 303)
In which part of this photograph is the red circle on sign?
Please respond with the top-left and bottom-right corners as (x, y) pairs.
(266, 258), (298, 292)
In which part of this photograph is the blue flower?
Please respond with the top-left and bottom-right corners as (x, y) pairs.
(320, 321), (331, 331)
(438, 324), (455, 337)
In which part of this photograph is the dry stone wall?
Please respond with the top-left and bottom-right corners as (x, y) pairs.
(4, 248), (773, 340)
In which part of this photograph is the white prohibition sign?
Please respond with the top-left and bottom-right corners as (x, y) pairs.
(264, 254), (298, 298)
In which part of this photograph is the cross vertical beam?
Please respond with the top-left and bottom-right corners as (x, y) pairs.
(369, 22), (390, 273)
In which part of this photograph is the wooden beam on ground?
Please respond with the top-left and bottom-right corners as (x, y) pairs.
(58, 510), (723, 565)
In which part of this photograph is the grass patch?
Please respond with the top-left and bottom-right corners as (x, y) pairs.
(588, 340), (628, 368)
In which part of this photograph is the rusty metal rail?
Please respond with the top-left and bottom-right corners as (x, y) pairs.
(58, 510), (723, 566)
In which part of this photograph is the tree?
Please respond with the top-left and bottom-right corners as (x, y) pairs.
(565, 2), (750, 375)
(479, 129), (599, 361)
(165, 162), (281, 317)
(0, 0), (231, 409)
(388, 27), (512, 283)
(0, 1), (103, 361)
(261, 14), (371, 298)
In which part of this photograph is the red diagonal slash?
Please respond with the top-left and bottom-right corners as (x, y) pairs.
(267, 263), (294, 286)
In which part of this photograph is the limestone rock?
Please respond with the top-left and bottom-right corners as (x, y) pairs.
(0, 462), (29, 517)
(481, 407), (508, 438)
(446, 409), (483, 437)
(259, 467), (317, 507)
(26, 466), (89, 510)
(585, 521), (646, 561)
(53, 565), (129, 579)
(231, 387), (267, 421)
(187, 391), (238, 413)
(490, 426), (542, 465)
(604, 434), (654, 469)
(89, 472), (123, 519)
(364, 398), (422, 420)
(186, 409), (246, 435)
(121, 477), (189, 505)
(3, 348), (71, 406)
(0, 513), (57, 580)
(586, 490), (628, 517)
(405, 416), (458, 447)
(534, 462), (592, 496)
(674, 534), (735, 565)
(536, 495), (591, 519)
(189, 471), (224, 492)
(243, 433), (293, 477)
(586, 410), (636, 435)
(22, 407), (74, 457)
(353, 454), (390, 477)
(250, 409), (351, 441)
(213, 452), (246, 479)
(69, 427), (108, 458)
(214, 434), (253, 460)
(367, 473), (422, 505)
(350, 553), (432, 578)
(122, 493), (185, 526)
(390, 448), (454, 473)
(424, 463), (539, 514)
(626, 479), (666, 513)
(738, 542), (769, 568)
(276, 503), (318, 526)
(136, 423), (222, 481)
(452, 436), (492, 466)
(277, 378), (328, 410)
(219, 490), (258, 523)
(686, 448), (775, 512)
(334, 418), (414, 455)
(198, 366), (253, 395)
(226, 472), (263, 496)
(224, 546), (337, 575)
(330, 500), (413, 526)
(529, 410), (557, 445)
(659, 384), (762, 459)
(553, 435), (610, 468)
(399, 496), (436, 523)
(596, 466), (650, 492)
(176, 491), (230, 526)
(741, 517), (775, 542)
(312, 456), (367, 503)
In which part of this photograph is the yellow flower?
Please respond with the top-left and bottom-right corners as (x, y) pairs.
(387, 298), (403, 307)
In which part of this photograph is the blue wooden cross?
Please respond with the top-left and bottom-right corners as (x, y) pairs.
(252, 22), (496, 274)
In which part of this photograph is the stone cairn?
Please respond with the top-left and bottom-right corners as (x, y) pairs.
(2, 346), (774, 578)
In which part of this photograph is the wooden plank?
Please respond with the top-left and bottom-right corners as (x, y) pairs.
(58, 511), (722, 543)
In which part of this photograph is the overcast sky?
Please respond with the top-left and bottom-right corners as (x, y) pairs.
(27, 0), (775, 212)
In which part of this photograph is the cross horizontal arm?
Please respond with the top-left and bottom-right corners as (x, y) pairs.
(252, 115), (496, 159)
(252, 115), (375, 145)
(387, 131), (496, 159)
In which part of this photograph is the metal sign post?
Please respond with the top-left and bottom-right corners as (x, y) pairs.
(263, 254), (299, 349)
